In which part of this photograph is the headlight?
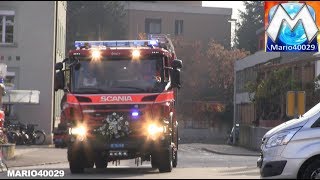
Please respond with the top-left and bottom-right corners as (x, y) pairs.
(132, 50), (140, 59)
(147, 124), (165, 136)
(265, 127), (301, 148)
(69, 125), (87, 137)
(91, 49), (101, 60)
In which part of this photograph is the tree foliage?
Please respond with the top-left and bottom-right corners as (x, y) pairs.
(246, 67), (320, 121)
(171, 37), (249, 105)
(235, 1), (264, 53)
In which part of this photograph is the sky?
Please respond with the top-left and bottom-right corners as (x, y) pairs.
(202, 1), (245, 20)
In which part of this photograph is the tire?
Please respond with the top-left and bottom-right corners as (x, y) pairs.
(85, 161), (94, 169)
(34, 130), (46, 145)
(94, 152), (108, 169)
(158, 147), (173, 173)
(68, 146), (85, 174)
(301, 159), (320, 179)
(173, 125), (178, 168)
(151, 155), (158, 168)
(172, 150), (178, 168)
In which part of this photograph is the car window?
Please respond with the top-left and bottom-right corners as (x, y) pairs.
(311, 116), (320, 128)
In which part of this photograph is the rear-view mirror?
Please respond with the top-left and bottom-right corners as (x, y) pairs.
(172, 59), (182, 69)
(171, 68), (181, 89)
(55, 62), (63, 71)
(54, 71), (65, 91)
(75, 62), (81, 71)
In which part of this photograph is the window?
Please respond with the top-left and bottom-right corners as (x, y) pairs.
(145, 18), (161, 34)
(175, 20), (183, 35)
(0, 11), (15, 44)
(311, 114), (320, 128)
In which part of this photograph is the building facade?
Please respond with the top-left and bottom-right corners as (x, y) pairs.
(125, 1), (232, 48)
(234, 29), (320, 150)
(0, 1), (66, 143)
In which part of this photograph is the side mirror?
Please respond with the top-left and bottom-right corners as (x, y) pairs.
(54, 71), (65, 91)
(170, 68), (181, 89)
(75, 62), (81, 71)
(172, 59), (182, 69)
(170, 59), (182, 89)
(55, 62), (63, 71)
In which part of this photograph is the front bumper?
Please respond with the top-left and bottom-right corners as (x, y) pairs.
(260, 160), (287, 177)
(69, 134), (171, 155)
(257, 149), (305, 179)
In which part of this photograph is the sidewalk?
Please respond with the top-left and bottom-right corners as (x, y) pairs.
(194, 143), (260, 157)
(5, 145), (67, 168)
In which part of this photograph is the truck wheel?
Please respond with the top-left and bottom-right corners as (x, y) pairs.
(172, 150), (178, 168)
(69, 154), (85, 174)
(301, 159), (320, 179)
(158, 147), (173, 173)
(151, 155), (158, 168)
(95, 153), (108, 169)
(68, 145), (93, 173)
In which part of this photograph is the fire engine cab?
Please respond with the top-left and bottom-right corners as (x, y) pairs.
(54, 34), (182, 173)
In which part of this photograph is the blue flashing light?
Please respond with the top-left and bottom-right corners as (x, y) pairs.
(149, 40), (158, 46)
(132, 112), (139, 117)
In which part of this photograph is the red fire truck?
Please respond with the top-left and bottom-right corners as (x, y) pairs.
(54, 35), (182, 173)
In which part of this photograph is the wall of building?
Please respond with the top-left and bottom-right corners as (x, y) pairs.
(126, 2), (232, 48)
(0, 1), (66, 143)
(239, 125), (270, 151)
(154, 1), (202, 6)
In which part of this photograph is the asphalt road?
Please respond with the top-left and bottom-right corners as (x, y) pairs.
(0, 144), (260, 179)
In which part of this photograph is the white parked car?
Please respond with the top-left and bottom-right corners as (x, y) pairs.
(257, 102), (320, 179)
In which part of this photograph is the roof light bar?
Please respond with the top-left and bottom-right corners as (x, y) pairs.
(75, 40), (159, 49)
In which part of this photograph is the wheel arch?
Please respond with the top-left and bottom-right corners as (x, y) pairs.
(297, 154), (320, 179)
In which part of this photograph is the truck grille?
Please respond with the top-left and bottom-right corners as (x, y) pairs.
(82, 105), (148, 137)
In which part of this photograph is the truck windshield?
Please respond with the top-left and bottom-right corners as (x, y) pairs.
(71, 57), (165, 94)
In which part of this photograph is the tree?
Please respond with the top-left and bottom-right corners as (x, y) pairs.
(245, 68), (299, 121)
(66, 1), (127, 51)
(173, 38), (248, 128)
(235, 1), (264, 53)
(171, 37), (248, 121)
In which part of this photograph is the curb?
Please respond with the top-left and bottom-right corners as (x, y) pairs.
(201, 148), (260, 157)
(6, 160), (68, 168)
